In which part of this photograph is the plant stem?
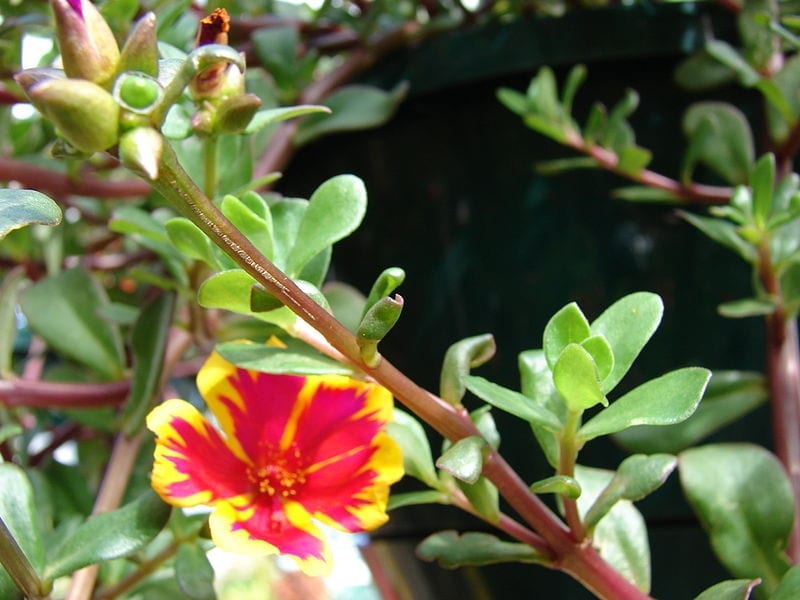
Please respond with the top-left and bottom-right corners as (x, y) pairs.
(0, 516), (50, 600)
(92, 538), (183, 600)
(151, 142), (653, 599)
(559, 410), (585, 540)
(65, 433), (143, 600)
(759, 242), (800, 560)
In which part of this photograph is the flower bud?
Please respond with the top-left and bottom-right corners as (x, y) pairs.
(119, 127), (163, 179)
(189, 8), (243, 101)
(215, 93), (262, 134)
(114, 72), (162, 113)
(51, 0), (120, 85)
(13, 68), (65, 92)
(27, 78), (119, 153)
(118, 12), (159, 77)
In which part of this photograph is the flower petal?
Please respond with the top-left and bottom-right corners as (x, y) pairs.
(303, 432), (403, 532)
(197, 351), (306, 463)
(210, 499), (332, 576)
(147, 398), (251, 507)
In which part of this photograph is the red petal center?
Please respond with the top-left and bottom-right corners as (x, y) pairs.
(247, 442), (308, 500)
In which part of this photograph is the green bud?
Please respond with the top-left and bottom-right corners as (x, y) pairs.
(118, 12), (159, 77)
(13, 68), (65, 92)
(119, 127), (163, 180)
(215, 93), (262, 134)
(191, 106), (215, 137)
(357, 295), (404, 367)
(51, 0), (120, 86)
(27, 78), (119, 153)
(114, 72), (161, 113)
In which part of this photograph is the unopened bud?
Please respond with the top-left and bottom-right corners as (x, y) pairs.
(357, 294), (404, 367)
(189, 8), (243, 101)
(114, 72), (161, 113)
(118, 12), (159, 77)
(215, 93), (262, 134)
(13, 68), (65, 92)
(51, 0), (120, 85)
(27, 78), (119, 153)
(119, 127), (163, 180)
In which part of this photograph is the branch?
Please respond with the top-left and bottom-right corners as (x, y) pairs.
(0, 157), (150, 199)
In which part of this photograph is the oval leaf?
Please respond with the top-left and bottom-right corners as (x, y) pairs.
(553, 343), (607, 411)
(694, 579), (760, 600)
(680, 443), (794, 594)
(0, 189), (62, 239)
(387, 409), (439, 488)
(578, 367), (711, 441)
(436, 436), (487, 485)
(175, 544), (215, 600)
(464, 375), (562, 431)
(215, 339), (352, 376)
(542, 302), (591, 370)
(416, 531), (547, 569)
(44, 490), (171, 580)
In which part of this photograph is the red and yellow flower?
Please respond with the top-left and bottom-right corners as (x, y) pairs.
(146, 352), (403, 575)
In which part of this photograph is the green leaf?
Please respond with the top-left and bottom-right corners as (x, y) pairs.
(0, 189), (61, 239)
(175, 544), (215, 600)
(561, 64), (587, 117)
(718, 298), (775, 318)
(519, 350), (563, 467)
(323, 282), (365, 332)
(388, 490), (449, 510)
(496, 87), (528, 117)
(611, 186), (684, 203)
(579, 367), (711, 441)
(387, 409), (439, 488)
(765, 54), (800, 142)
(534, 157), (598, 175)
(244, 105), (331, 135)
(674, 50), (736, 92)
(773, 564), (800, 600)
(526, 66), (561, 120)
(362, 267), (406, 318)
(680, 211), (758, 263)
(44, 490), (171, 580)
(542, 302), (591, 370)
(591, 292), (663, 392)
(198, 270), (294, 326)
(616, 145), (652, 174)
(682, 102), (755, 185)
(436, 436), (487, 485)
(706, 40), (760, 87)
(614, 371), (767, 454)
(751, 153), (776, 225)
(0, 464), (45, 593)
(574, 466), (651, 592)
(583, 454), (676, 531)
(580, 335), (614, 383)
(285, 175), (367, 277)
(464, 376), (562, 431)
(220, 194), (273, 259)
(440, 334), (496, 406)
(553, 344), (607, 411)
(529, 475), (581, 499)
(0, 269), (26, 377)
(295, 83), (408, 146)
(121, 293), (176, 435)
(458, 475), (499, 523)
(20, 268), (125, 380)
(165, 217), (220, 269)
(416, 531), (547, 569)
(215, 339), (353, 375)
(680, 444), (794, 594)
(694, 579), (760, 600)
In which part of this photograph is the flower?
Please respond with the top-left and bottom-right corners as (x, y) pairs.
(146, 352), (403, 576)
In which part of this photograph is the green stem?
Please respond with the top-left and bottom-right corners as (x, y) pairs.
(92, 537), (184, 600)
(203, 136), (218, 198)
(0, 516), (50, 600)
(149, 143), (652, 599)
(559, 410), (585, 540)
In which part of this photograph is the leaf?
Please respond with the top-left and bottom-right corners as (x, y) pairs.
(591, 292), (663, 393)
(583, 454), (677, 531)
(680, 444), (794, 594)
(285, 175), (367, 277)
(416, 531), (547, 568)
(44, 490), (171, 580)
(614, 371), (767, 454)
(616, 145), (652, 174)
(679, 211), (758, 263)
(718, 298), (775, 318)
(0, 464), (45, 592)
(436, 436), (487, 485)
(295, 83), (408, 146)
(542, 302), (591, 370)
(575, 466), (651, 592)
(578, 367), (711, 441)
(694, 579), (760, 600)
(220, 194), (273, 259)
(705, 40), (760, 87)
(215, 339), (353, 375)
(611, 186), (685, 203)
(20, 267), (125, 380)
(519, 350), (563, 467)
(121, 293), (176, 435)
(674, 50), (736, 93)
(387, 409), (439, 488)
(164, 217), (220, 268)
(552, 344), (607, 411)
(682, 102), (754, 185)
(440, 334), (496, 406)
(750, 153), (776, 226)
(529, 475), (581, 499)
(0, 189), (62, 239)
(773, 564), (800, 600)
(0, 269), (26, 377)
(464, 376), (562, 431)
(458, 475), (499, 523)
(496, 87), (528, 117)
(244, 105), (331, 135)
(175, 544), (215, 600)
(388, 490), (449, 510)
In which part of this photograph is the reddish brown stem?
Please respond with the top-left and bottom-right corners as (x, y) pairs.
(0, 157), (150, 199)
(0, 379), (131, 408)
